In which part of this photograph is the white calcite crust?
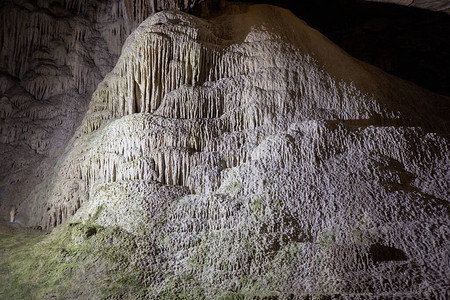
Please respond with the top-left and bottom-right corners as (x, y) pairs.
(3, 2), (450, 297)
(0, 0), (213, 222)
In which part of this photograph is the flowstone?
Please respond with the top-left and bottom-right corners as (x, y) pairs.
(0, 0), (220, 224)
(5, 2), (450, 298)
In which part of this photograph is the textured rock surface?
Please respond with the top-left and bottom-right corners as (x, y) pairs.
(0, 0), (220, 222)
(0, 0), (449, 297)
(232, 0), (450, 97)
(10, 2), (447, 297)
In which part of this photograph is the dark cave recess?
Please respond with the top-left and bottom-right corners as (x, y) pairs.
(230, 0), (450, 98)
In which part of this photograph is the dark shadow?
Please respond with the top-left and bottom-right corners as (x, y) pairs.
(230, 0), (450, 97)
(369, 243), (408, 262)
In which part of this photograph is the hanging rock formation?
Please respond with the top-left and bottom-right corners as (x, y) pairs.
(13, 2), (448, 297)
(0, 0), (220, 222)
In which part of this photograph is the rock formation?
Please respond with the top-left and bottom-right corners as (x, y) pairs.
(0, 0), (448, 298)
(0, 0), (220, 223)
(231, 0), (450, 97)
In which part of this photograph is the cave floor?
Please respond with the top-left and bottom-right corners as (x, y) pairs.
(0, 222), (45, 299)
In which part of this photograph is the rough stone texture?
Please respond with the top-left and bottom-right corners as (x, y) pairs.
(16, 2), (449, 297)
(231, 0), (450, 98)
(0, 0), (220, 223)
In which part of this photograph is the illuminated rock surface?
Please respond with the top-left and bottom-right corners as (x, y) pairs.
(0, 1), (449, 298)
(0, 0), (218, 222)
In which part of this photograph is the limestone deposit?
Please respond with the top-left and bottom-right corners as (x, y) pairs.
(0, 0), (220, 223)
(0, 0), (449, 298)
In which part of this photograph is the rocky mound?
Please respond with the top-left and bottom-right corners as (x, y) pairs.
(11, 2), (447, 297)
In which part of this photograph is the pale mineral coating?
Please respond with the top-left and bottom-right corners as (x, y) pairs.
(0, 0), (218, 221)
(18, 2), (450, 297)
